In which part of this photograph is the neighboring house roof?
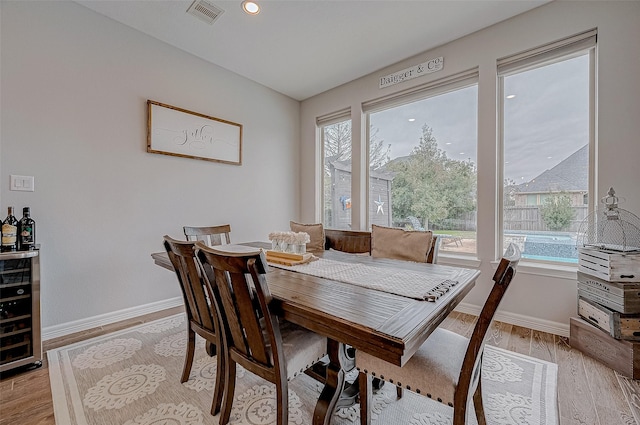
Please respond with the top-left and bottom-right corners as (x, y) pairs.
(517, 144), (588, 193)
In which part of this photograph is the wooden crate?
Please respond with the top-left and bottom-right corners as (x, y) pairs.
(578, 247), (640, 282)
(577, 271), (640, 314)
(578, 297), (640, 340)
(570, 317), (640, 379)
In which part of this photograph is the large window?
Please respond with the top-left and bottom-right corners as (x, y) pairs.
(320, 115), (352, 230)
(500, 31), (595, 263)
(366, 78), (478, 255)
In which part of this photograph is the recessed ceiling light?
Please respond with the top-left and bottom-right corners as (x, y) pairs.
(506, 94), (516, 99)
(459, 152), (465, 155)
(446, 142), (451, 145)
(408, 118), (415, 122)
(242, 1), (260, 15)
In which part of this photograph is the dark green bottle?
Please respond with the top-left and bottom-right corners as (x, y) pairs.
(18, 207), (36, 251)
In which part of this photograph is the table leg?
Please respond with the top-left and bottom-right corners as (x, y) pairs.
(313, 338), (346, 425)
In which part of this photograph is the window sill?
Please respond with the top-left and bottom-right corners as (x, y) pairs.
(490, 259), (577, 280)
(438, 254), (481, 269)
(438, 254), (578, 280)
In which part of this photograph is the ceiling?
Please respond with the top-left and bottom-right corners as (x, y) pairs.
(75, 0), (549, 101)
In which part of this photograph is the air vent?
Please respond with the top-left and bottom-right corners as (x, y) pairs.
(187, 0), (224, 25)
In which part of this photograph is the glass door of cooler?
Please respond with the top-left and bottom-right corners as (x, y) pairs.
(0, 250), (41, 372)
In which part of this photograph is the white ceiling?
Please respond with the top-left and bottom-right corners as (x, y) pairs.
(75, 0), (549, 101)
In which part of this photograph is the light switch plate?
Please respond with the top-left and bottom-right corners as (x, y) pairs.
(10, 175), (35, 192)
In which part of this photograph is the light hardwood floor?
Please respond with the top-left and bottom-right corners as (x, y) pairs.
(1, 308), (637, 425)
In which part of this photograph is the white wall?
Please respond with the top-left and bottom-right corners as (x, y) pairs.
(300, 1), (640, 335)
(0, 1), (301, 332)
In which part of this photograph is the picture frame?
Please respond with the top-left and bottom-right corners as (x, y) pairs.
(147, 100), (242, 165)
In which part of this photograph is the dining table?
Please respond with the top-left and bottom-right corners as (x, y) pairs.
(151, 241), (480, 425)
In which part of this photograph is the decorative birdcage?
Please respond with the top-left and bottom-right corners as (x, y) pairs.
(577, 187), (640, 253)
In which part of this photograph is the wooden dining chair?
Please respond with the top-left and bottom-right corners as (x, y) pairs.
(426, 235), (440, 264)
(356, 243), (521, 425)
(316, 230), (373, 408)
(163, 235), (225, 416)
(371, 224), (434, 263)
(289, 221), (325, 254)
(324, 229), (372, 254)
(194, 242), (328, 425)
(369, 225), (439, 397)
(183, 224), (231, 246)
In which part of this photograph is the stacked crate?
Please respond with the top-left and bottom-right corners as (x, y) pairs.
(569, 247), (640, 378)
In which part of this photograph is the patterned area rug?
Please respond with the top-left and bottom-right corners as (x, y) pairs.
(616, 371), (640, 424)
(48, 314), (558, 425)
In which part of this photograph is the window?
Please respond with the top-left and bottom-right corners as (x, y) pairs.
(319, 113), (352, 230)
(365, 72), (478, 255)
(500, 30), (595, 263)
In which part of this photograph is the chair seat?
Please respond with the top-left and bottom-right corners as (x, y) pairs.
(278, 320), (328, 380)
(356, 328), (468, 406)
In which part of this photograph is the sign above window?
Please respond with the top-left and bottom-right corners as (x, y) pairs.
(379, 57), (444, 89)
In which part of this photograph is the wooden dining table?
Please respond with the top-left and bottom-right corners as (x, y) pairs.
(151, 242), (480, 425)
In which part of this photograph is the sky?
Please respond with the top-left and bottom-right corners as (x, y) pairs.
(369, 54), (590, 184)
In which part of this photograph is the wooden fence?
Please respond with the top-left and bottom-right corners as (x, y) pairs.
(418, 205), (588, 233)
(504, 205), (589, 232)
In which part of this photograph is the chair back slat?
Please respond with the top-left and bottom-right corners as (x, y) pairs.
(184, 225), (232, 245)
(196, 245), (276, 369)
(163, 237), (217, 335)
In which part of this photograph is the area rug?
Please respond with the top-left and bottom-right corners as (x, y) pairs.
(616, 371), (640, 424)
(48, 314), (558, 425)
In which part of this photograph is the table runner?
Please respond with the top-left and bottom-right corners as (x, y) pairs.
(268, 257), (458, 301)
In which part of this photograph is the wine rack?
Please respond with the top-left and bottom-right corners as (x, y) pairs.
(0, 249), (41, 372)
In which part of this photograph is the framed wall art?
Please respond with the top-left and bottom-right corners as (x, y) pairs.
(147, 100), (242, 165)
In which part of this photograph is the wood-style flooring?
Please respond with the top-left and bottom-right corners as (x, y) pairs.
(0, 308), (637, 425)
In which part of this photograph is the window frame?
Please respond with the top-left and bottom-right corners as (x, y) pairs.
(317, 109), (352, 229)
(497, 30), (597, 263)
(363, 69), (480, 256)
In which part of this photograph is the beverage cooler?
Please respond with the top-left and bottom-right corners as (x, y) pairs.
(0, 249), (41, 372)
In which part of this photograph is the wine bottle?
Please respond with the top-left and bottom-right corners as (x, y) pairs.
(1, 207), (18, 252)
(18, 207), (36, 251)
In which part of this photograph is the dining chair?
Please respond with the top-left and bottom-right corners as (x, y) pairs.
(371, 224), (434, 263)
(356, 243), (521, 425)
(426, 234), (440, 264)
(369, 225), (439, 397)
(324, 229), (372, 254)
(314, 230), (371, 408)
(162, 235), (225, 416)
(183, 224), (231, 246)
(194, 242), (328, 425)
(289, 221), (325, 254)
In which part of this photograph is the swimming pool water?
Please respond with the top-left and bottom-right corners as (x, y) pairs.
(506, 232), (579, 261)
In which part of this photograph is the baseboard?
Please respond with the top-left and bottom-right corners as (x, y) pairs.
(454, 302), (570, 337)
(41, 297), (569, 341)
(42, 297), (183, 341)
